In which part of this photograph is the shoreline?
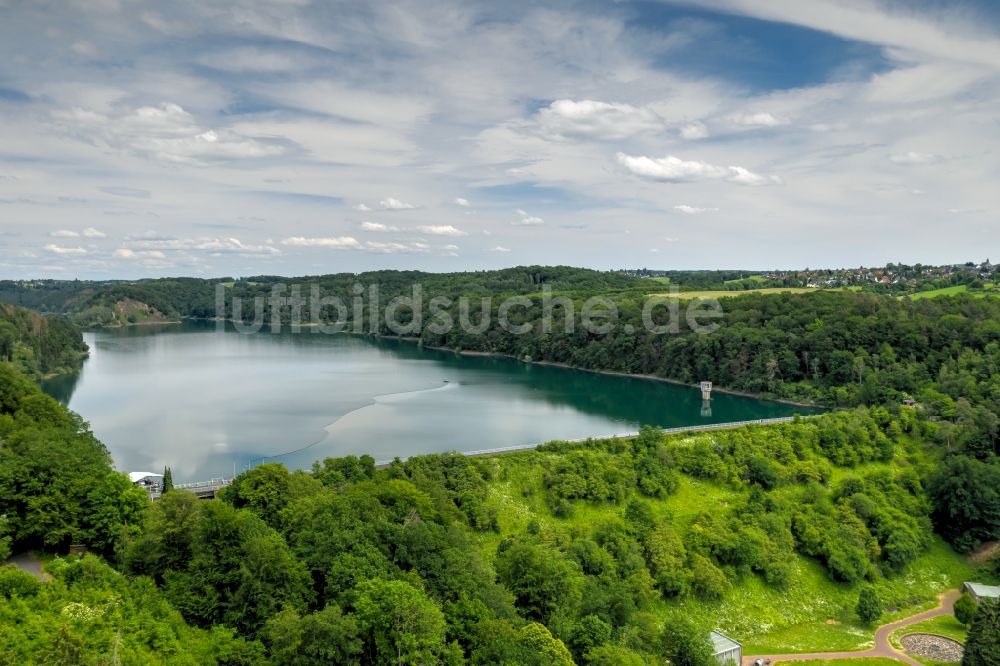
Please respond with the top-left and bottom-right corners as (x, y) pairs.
(176, 317), (826, 410)
(414, 341), (824, 409)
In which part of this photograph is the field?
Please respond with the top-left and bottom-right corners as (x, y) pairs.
(660, 287), (822, 299)
(906, 283), (998, 300)
(473, 433), (979, 656)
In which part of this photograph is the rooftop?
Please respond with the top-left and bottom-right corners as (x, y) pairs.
(710, 630), (741, 654)
(966, 582), (1000, 598)
(128, 471), (164, 483)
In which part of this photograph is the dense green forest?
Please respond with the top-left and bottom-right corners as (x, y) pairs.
(2, 355), (999, 663)
(0, 364), (145, 561)
(0, 358), (992, 664)
(2, 277), (1000, 663)
(0, 304), (88, 378)
(0, 267), (648, 326)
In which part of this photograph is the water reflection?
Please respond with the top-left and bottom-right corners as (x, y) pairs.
(40, 321), (821, 481)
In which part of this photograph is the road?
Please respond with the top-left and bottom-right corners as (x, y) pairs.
(742, 589), (961, 666)
(3, 550), (48, 580)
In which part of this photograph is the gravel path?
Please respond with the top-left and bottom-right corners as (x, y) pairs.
(742, 589), (961, 666)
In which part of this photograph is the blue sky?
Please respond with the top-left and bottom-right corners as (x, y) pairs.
(0, 0), (998, 278)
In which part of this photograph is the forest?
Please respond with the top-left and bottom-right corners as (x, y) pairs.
(1, 279), (1000, 663)
(1, 356), (998, 664)
(0, 304), (88, 379)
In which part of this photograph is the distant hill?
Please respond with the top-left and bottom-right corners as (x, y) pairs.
(0, 304), (88, 378)
(0, 267), (648, 326)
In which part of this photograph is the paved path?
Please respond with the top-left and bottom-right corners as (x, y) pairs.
(2, 550), (48, 580)
(742, 589), (961, 666)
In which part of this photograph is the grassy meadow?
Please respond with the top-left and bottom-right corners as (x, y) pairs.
(906, 283), (998, 300)
(470, 428), (979, 655)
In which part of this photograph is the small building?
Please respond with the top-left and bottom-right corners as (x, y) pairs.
(128, 471), (163, 491)
(710, 630), (742, 665)
(964, 581), (1000, 604)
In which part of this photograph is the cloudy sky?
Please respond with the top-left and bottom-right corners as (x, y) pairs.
(1, 0), (998, 278)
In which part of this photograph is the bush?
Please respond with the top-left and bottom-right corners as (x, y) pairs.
(954, 592), (978, 626)
(856, 585), (882, 624)
(0, 565), (42, 598)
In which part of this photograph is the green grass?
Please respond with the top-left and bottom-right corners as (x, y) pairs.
(774, 657), (899, 666)
(907, 283), (997, 300)
(657, 287), (820, 299)
(475, 446), (978, 657)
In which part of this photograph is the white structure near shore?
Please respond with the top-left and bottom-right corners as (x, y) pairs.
(710, 630), (742, 665)
(964, 581), (1000, 604)
(128, 471), (163, 489)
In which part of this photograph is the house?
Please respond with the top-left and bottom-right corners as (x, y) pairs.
(129, 471), (163, 491)
(710, 631), (742, 665)
(964, 581), (1000, 604)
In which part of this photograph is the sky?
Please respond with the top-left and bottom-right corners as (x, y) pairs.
(0, 0), (998, 279)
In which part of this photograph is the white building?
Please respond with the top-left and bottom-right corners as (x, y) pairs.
(964, 581), (1000, 604)
(128, 471), (163, 489)
(710, 630), (742, 665)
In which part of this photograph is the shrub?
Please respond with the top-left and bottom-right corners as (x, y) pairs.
(954, 592), (977, 626)
(856, 585), (882, 624)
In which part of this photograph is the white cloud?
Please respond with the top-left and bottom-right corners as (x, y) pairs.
(51, 229), (80, 238)
(114, 248), (166, 259)
(453, 197), (470, 207)
(617, 153), (726, 181)
(491, 245), (511, 252)
(732, 112), (788, 127)
(127, 237), (280, 255)
(889, 151), (942, 165)
(139, 11), (186, 35)
(513, 209), (544, 225)
(416, 225), (467, 236)
(44, 244), (87, 255)
(274, 234), (457, 255)
(680, 122), (709, 140)
(363, 241), (420, 254)
(198, 47), (315, 73)
(280, 236), (362, 249)
(728, 166), (781, 186)
(82, 227), (106, 238)
(3, 0), (999, 274)
(616, 152), (779, 185)
(360, 221), (398, 232)
(534, 99), (664, 140)
(71, 40), (99, 57)
(674, 205), (719, 215)
(379, 197), (416, 210)
(688, 0), (1000, 71)
(51, 103), (286, 166)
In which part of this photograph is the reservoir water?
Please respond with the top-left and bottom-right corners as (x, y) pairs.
(41, 321), (819, 482)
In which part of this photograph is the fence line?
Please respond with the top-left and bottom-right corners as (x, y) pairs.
(172, 477), (230, 491)
(374, 415), (808, 467)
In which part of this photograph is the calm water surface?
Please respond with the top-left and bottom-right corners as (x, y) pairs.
(41, 321), (819, 482)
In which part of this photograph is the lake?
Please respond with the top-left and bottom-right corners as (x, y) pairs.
(41, 321), (819, 482)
